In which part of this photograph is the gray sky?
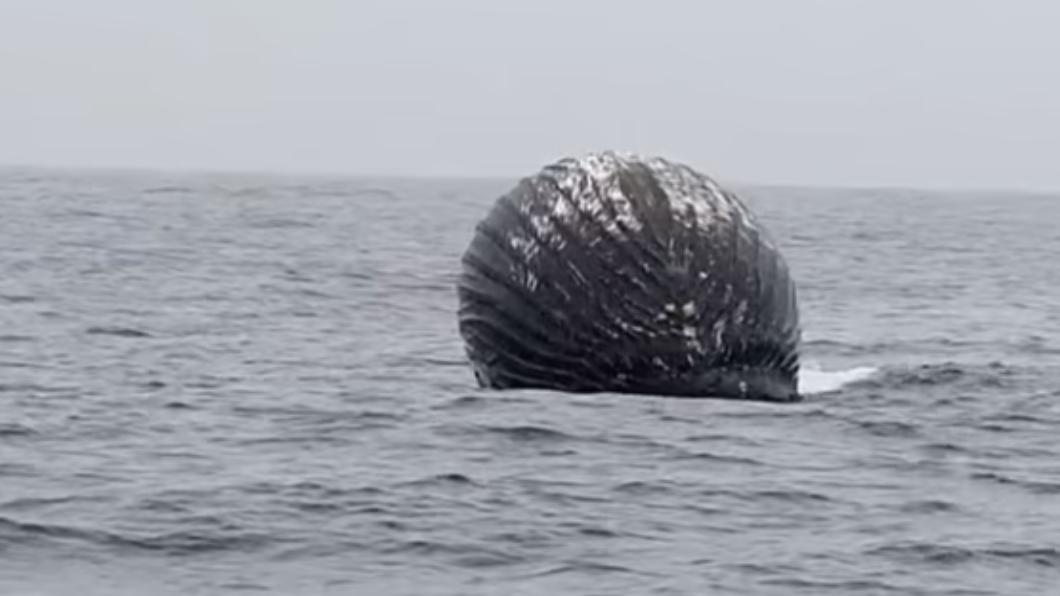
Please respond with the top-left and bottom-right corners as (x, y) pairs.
(3, 0), (1059, 189)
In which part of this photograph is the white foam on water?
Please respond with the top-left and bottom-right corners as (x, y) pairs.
(799, 365), (878, 395)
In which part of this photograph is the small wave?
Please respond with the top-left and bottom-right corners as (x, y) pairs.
(125, 529), (274, 555)
(870, 362), (1022, 391)
(247, 218), (317, 229)
(0, 383), (74, 394)
(673, 450), (764, 466)
(0, 335), (34, 342)
(1, 494), (113, 512)
(799, 365), (878, 394)
(855, 419), (921, 438)
(1016, 335), (1060, 355)
(613, 480), (674, 496)
(484, 424), (574, 442)
(230, 406), (403, 424)
(897, 499), (960, 514)
(86, 326), (151, 338)
(571, 525), (620, 538)
(919, 442), (974, 456)
(685, 433), (761, 447)
(969, 472), (1060, 494)
(717, 407), (838, 421)
(760, 578), (904, 592)
(980, 411), (1057, 431)
(528, 561), (639, 578)
(989, 547), (1060, 567)
(349, 187), (401, 200)
(870, 543), (975, 565)
(378, 538), (522, 568)
(420, 357), (469, 367)
(0, 516), (270, 555)
(802, 338), (896, 356)
(218, 582), (269, 592)
(692, 487), (834, 505)
(898, 363), (966, 385)
(977, 423), (1020, 434)
(724, 562), (803, 576)
(869, 542), (1060, 568)
(0, 516), (100, 546)
(427, 473), (474, 484)
(142, 185), (192, 195)
(397, 473), (477, 489)
(988, 413), (1052, 424)
(238, 481), (384, 502)
(0, 423), (37, 438)
(63, 208), (108, 218)
(432, 395), (487, 410)
(751, 489), (833, 504)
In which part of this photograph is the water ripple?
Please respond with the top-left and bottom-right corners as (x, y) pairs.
(2, 173), (1057, 595)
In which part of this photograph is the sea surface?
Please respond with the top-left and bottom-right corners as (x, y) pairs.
(1, 167), (1058, 595)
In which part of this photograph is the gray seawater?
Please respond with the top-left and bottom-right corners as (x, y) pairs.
(1, 167), (1058, 596)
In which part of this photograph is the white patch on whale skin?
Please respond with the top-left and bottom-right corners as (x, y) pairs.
(646, 158), (730, 231)
(682, 323), (705, 354)
(552, 195), (574, 219)
(508, 234), (537, 261)
(527, 212), (555, 244)
(525, 151), (783, 269)
(711, 319), (727, 348)
(545, 152), (644, 236)
(572, 151), (780, 258)
(733, 300), (749, 326)
(533, 152), (787, 359)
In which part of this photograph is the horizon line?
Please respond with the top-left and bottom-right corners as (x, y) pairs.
(2, 160), (1058, 197)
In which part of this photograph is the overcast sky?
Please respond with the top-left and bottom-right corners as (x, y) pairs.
(2, 0), (1059, 189)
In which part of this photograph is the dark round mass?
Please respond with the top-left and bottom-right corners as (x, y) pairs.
(457, 152), (801, 402)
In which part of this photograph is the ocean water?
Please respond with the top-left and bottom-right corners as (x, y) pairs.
(1, 167), (1058, 595)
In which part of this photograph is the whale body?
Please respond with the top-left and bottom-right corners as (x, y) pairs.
(457, 152), (801, 402)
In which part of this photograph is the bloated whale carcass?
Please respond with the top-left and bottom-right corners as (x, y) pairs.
(457, 152), (801, 402)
